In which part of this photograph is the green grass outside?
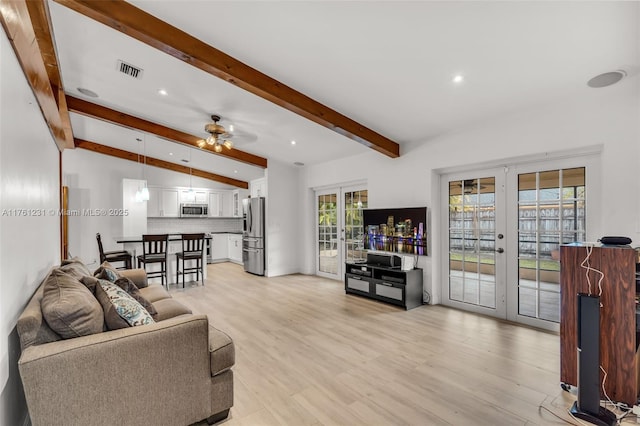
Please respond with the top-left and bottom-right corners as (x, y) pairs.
(449, 252), (560, 271)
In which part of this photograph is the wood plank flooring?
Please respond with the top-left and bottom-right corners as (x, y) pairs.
(169, 263), (578, 426)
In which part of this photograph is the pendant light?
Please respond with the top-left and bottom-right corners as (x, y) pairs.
(134, 136), (150, 202)
(188, 148), (194, 195)
(140, 135), (149, 201)
(135, 138), (144, 202)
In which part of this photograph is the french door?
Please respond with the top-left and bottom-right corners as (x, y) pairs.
(445, 169), (507, 318)
(316, 185), (367, 280)
(442, 156), (596, 330)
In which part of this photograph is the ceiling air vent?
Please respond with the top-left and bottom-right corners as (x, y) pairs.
(117, 60), (143, 79)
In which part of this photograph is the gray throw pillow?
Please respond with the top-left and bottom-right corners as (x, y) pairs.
(93, 261), (120, 282)
(59, 257), (92, 280)
(41, 269), (104, 339)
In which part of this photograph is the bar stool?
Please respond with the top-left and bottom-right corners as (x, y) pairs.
(137, 234), (169, 287)
(176, 233), (205, 287)
(96, 233), (132, 270)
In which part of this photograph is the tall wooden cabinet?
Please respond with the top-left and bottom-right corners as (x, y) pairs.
(560, 243), (638, 405)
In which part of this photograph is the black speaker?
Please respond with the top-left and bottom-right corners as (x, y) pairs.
(366, 253), (401, 267)
(598, 236), (632, 245)
(570, 294), (616, 426)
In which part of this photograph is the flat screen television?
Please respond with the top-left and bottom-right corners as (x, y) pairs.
(362, 207), (428, 256)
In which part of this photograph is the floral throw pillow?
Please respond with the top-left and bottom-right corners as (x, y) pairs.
(95, 279), (154, 329)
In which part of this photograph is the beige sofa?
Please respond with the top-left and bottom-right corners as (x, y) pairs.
(17, 259), (234, 426)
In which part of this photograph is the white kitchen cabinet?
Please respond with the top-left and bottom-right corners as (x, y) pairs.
(161, 189), (180, 217)
(250, 178), (267, 198)
(221, 192), (233, 217)
(180, 189), (208, 204)
(208, 192), (222, 217)
(147, 188), (179, 217)
(147, 187), (161, 217)
(195, 191), (208, 204)
(210, 233), (229, 261)
(228, 234), (243, 263)
(232, 189), (249, 217)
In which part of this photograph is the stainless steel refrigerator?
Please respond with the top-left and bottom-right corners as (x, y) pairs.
(242, 197), (265, 275)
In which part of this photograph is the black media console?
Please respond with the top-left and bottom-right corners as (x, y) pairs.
(344, 262), (423, 310)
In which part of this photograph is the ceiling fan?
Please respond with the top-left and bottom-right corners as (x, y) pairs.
(197, 114), (234, 153)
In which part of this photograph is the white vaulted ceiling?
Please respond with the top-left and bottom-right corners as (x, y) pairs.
(47, 1), (639, 186)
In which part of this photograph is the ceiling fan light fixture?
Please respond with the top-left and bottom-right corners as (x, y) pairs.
(203, 114), (235, 153)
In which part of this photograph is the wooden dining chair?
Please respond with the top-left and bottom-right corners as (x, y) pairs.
(137, 234), (169, 287)
(96, 233), (132, 270)
(176, 233), (205, 287)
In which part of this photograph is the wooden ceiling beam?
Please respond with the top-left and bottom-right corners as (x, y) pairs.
(67, 96), (268, 168)
(0, 0), (73, 150)
(74, 138), (249, 189)
(54, 0), (400, 158)
(25, 0), (74, 145)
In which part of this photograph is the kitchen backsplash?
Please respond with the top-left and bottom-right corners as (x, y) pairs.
(148, 217), (243, 234)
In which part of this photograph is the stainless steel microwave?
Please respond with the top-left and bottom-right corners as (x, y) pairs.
(180, 203), (208, 217)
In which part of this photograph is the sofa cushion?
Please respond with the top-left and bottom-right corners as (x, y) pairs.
(93, 261), (120, 282)
(17, 282), (62, 350)
(59, 257), (92, 280)
(209, 325), (235, 376)
(152, 298), (192, 321)
(95, 279), (155, 330)
(119, 268), (148, 288)
(138, 284), (172, 303)
(41, 269), (104, 339)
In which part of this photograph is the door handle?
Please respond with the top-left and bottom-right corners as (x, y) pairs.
(496, 248), (504, 253)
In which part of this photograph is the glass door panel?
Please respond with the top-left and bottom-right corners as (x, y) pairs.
(448, 176), (500, 311)
(317, 192), (338, 276)
(517, 167), (585, 323)
(316, 186), (368, 279)
(344, 189), (367, 263)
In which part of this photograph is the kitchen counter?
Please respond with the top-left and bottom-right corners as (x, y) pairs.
(115, 234), (211, 285)
(115, 234), (212, 244)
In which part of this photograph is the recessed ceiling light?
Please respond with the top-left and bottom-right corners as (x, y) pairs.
(77, 87), (99, 98)
(158, 89), (168, 96)
(229, 125), (234, 133)
(169, 152), (173, 156)
(587, 70), (626, 88)
(233, 170), (238, 174)
(291, 140), (296, 145)
(452, 74), (465, 84)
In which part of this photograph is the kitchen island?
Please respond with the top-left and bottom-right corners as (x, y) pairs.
(116, 234), (212, 286)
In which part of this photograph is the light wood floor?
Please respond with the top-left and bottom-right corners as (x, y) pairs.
(169, 262), (578, 426)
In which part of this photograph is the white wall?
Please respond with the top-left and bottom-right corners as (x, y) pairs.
(63, 148), (246, 266)
(263, 160), (302, 277)
(0, 28), (61, 425)
(300, 76), (640, 304)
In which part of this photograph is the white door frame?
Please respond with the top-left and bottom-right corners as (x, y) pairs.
(439, 151), (601, 330)
(314, 183), (367, 280)
(504, 155), (601, 331)
(440, 167), (508, 319)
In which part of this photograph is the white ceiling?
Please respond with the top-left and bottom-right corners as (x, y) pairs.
(48, 1), (639, 186)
